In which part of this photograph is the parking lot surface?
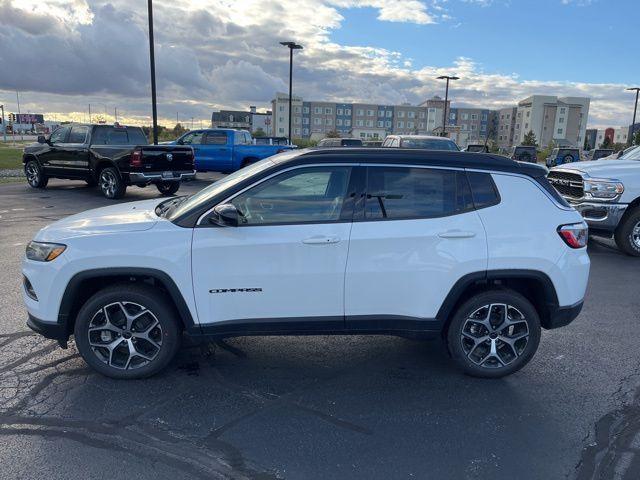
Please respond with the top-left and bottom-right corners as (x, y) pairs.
(1, 177), (639, 479)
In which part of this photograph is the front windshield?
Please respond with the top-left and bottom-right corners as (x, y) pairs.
(400, 138), (459, 151)
(621, 146), (640, 160)
(165, 158), (275, 220)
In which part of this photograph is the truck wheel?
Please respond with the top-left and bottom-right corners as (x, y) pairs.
(156, 182), (180, 196)
(99, 167), (126, 199)
(74, 283), (182, 379)
(563, 154), (574, 164)
(614, 208), (640, 256)
(25, 160), (48, 189)
(446, 289), (541, 378)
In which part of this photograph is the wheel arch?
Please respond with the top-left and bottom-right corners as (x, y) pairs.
(58, 268), (197, 343)
(437, 269), (560, 334)
(618, 197), (640, 226)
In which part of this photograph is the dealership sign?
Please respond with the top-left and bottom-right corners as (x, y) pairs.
(10, 113), (44, 124)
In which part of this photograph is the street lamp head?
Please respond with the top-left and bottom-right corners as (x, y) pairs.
(280, 41), (303, 49)
(437, 75), (460, 80)
(627, 87), (640, 91)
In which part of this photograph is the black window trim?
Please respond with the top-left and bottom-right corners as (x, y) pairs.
(196, 163), (361, 227)
(355, 164), (476, 223)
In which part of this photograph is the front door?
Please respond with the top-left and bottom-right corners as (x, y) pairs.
(40, 126), (71, 176)
(344, 166), (488, 330)
(191, 164), (356, 332)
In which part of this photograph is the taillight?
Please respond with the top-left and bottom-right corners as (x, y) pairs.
(558, 222), (588, 248)
(130, 149), (142, 167)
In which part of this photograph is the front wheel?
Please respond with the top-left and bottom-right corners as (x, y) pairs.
(99, 167), (126, 199)
(25, 160), (48, 188)
(614, 208), (640, 256)
(156, 181), (180, 196)
(74, 284), (182, 379)
(446, 290), (541, 378)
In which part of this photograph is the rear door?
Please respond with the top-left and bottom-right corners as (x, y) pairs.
(199, 131), (232, 171)
(344, 165), (487, 330)
(62, 125), (90, 177)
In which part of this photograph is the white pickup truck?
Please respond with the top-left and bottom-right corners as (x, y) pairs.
(548, 146), (640, 256)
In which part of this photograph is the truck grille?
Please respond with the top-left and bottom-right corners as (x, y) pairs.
(547, 171), (584, 199)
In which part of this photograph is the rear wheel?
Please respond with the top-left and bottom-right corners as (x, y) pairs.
(99, 167), (126, 199)
(614, 207), (640, 257)
(446, 290), (541, 378)
(563, 154), (574, 164)
(74, 284), (181, 379)
(25, 160), (48, 188)
(156, 181), (180, 196)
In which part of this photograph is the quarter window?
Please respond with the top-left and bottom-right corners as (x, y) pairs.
(364, 167), (472, 220)
(231, 166), (352, 225)
(466, 172), (500, 209)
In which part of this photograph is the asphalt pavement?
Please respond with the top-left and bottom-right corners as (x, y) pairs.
(0, 176), (639, 479)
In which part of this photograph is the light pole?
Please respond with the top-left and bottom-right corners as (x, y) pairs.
(147, 0), (159, 144)
(280, 41), (303, 144)
(0, 104), (5, 142)
(627, 87), (640, 146)
(436, 75), (459, 137)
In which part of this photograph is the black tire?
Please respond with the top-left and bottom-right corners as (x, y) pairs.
(156, 181), (180, 196)
(74, 283), (182, 379)
(98, 166), (126, 199)
(563, 154), (574, 164)
(614, 207), (640, 257)
(24, 160), (48, 188)
(446, 289), (541, 378)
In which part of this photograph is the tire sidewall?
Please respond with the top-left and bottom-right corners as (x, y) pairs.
(25, 160), (48, 188)
(447, 290), (542, 378)
(615, 209), (640, 256)
(99, 167), (126, 199)
(74, 285), (181, 379)
(156, 182), (180, 196)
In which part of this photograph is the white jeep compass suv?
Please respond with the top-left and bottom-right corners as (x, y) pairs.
(23, 148), (590, 379)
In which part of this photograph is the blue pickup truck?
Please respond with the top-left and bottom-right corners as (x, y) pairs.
(167, 129), (294, 172)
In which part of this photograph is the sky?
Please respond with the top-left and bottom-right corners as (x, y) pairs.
(0, 0), (637, 128)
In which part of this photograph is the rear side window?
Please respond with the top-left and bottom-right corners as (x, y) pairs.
(466, 171), (500, 209)
(91, 126), (144, 145)
(364, 167), (472, 220)
(127, 128), (148, 145)
(68, 126), (88, 143)
(205, 132), (227, 145)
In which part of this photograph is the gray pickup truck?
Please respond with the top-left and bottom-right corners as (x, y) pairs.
(23, 123), (195, 199)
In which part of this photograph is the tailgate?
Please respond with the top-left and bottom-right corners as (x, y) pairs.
(137, 146), (194, 171)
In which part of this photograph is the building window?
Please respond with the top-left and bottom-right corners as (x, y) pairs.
(385, 120), (391, 128)
(526, 111), (530, 117)
(461, 113), (468, 120)
(560, 108), (566, 114)
(378, 110), (384, 117)
(336, 119), (343, 126)
(325, 107), (332, 114)
(357, 109), (364, 116)
(471, 114), (477, 120)
(386, 111), (392, 118)
(303, 106), (309, 114)
(313, 118), (321, 125)
(356, 120), (364, 127)
(557, 128), (563, 134)
(397, 121), (404, 128)
(303, 118), (309, 124)
(345, 109), (351, 115)
(294, 117), (300, 124)
(397, 111), (405, 118)
(559, 117), (565, 123)
(408, 111), (415, 119)
(337, 108), (343, 115)
(366, 120), (373, 127)
(345, 119), (351, 126)
(419, 111), (425, 118)
(279, 106), (284, 112)
(294, 128), (300, 135)
(407, 121), (414, 128)
(303, 128), (309, 135)
(326, 118), (333, 125)
(377, 120), (384, 128)
(471, 124), (477, 131)
(449, 113), (455, 120)
(525, 123), (528, 129)
(367, 109), (374, 117)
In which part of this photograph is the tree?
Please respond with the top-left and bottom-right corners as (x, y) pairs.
(173, 123), (188, 137)
(538, 140), (556, 165)
(252, 128), (266, 137)
(522, 130), (537, 146)
(601, 136), (612, 149)
(325, 130), (341, 138)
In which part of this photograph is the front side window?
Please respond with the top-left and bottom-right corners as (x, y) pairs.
(231, 166), (352, 225)
(181, 131), (204, 145)
(68, 126), (89, 143)
(50, 126), (70, 144)
(364, 167), (472, 220)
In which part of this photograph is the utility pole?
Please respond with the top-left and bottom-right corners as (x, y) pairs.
(147, 0), (159, 144)
(280, 41), (303, 144)
(88, 104), (92, 124)
(436, 75), (459, 137)
(114, 107), (118, 123)
(627, 87), (640, 146)
(16, 91), (24, 141)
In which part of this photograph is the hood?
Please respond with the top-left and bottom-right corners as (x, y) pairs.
(552, 159), (640, 179)
(35, 199), (163, 242)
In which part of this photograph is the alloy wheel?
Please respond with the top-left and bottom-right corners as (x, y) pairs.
(460, 303), (529, 369)
(87, 301), (163, 370)
(100, 170), (117, 198)
(632, 221), (640, 249)
(26, 162), (39, 186)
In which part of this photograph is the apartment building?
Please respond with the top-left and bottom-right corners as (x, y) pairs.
(589, 126), (629, 148)
(448, 108), (494, 145)
(512, 96), (590, 148)
(496, 107), (517, 149)
(272, 92), (303, 138)
(210, 106), (273, 135)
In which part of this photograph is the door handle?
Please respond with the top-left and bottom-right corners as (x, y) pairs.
(302, 235), (340, 245)
(438, 230), (476, 239)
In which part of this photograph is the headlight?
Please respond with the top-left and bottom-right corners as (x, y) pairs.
(25, 241), (66, 262)
(583, 179), (624, 199)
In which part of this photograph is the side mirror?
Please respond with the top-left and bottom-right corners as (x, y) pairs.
(37, 135), (47, 144)
(209, 203), (239, 227)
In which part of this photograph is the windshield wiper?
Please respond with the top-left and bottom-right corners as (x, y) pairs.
(156, 196), (188, 217)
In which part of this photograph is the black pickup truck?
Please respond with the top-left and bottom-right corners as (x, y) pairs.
(22, 124), (195, 199)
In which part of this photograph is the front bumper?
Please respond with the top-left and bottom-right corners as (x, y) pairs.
(128, 170), (196, 183)
(27, 313), (69, 348)
(569, 201), (627, 233)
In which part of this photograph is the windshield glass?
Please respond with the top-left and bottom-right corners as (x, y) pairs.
(622, 146), (640, 160)
(400, 138), (459, 150)
(165, 158), (276, 221)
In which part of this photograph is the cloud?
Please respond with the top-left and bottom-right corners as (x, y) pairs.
(0, 0), (632, 128)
